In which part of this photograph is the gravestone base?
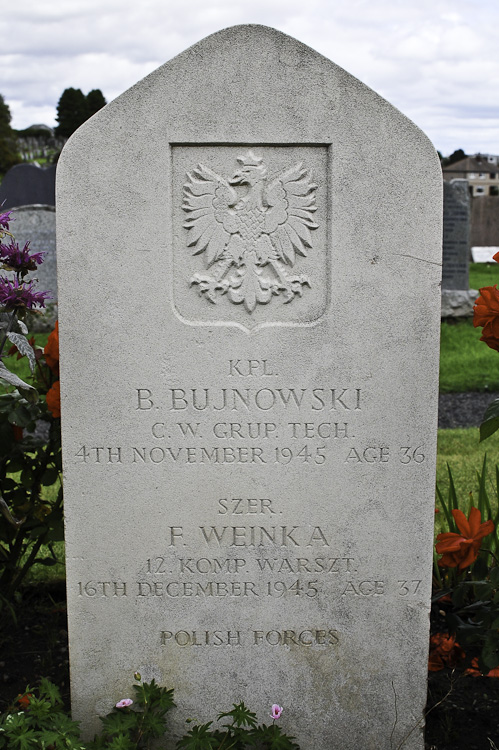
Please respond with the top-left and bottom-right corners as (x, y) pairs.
(441, 289), (478, 318)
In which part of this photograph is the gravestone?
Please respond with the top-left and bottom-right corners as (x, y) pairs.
(57, 25), (442, 749)
(6, 205), (57, 331)
(0, 163), (56, 210)
(441, 179), (475, 317)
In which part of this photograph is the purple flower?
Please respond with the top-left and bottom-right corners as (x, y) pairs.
(270, 704), (283, 720)
(0, 277), (51, 311)
(0, 241), (45, 275)
(0, 211), (12, 231)
(115, 698), (133, 708)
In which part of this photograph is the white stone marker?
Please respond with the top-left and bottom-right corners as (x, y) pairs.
(57, 25), (442, 749)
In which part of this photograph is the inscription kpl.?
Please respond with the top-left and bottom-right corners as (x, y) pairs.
(182, 151), (318, 312)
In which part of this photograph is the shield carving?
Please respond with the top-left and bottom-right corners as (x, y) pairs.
(172, 145), (329, 332)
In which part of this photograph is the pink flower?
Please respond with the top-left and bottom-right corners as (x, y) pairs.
(116, 698), (133, 708)
(270, 704), (283, 720)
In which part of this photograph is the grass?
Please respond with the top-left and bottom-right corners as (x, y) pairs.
(436, 428), (499, 529)
(439, 319), (499, 392)
(469, 262), (499, 291)
(438, 263), (499, 392)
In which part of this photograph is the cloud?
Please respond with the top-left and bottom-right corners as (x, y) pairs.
(2, 0), (498, 154)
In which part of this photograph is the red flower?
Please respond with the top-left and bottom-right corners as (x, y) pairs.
(12, 425), (23, 442)
(428, 633), (465, 671)
(17, 693), (32, 709)
(46, 380), (60, 418)
(44, 321), (59, 375)
(473, 285), (499, 352)
(465, 656), (499, 678)
(436, 507), (494, 570)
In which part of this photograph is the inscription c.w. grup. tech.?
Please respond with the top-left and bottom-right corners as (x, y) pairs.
(182, 151), (318, 313)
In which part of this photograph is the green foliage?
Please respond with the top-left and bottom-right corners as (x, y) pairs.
(86, 89), (107, 117)
(0, 94), (21, 174)
(89, 676), (175, 749)
(0, 678), (84, 749)
(436, 428), (499, 518)
(440, 149), (466, 167)
(435, 458), (499, 672)
(1, 677), (299, 750)
(55, 87), (106, 138)
(55, 88), (88, 138)
(439, 319), (499, 392)
(177, 701), (299, 750)
(480, 396), (499, 441)
(0, 379), (63, 599)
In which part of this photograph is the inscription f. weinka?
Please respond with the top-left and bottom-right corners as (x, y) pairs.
(182, 151), (318, 312)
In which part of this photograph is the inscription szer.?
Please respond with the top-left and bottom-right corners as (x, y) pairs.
(217, 498), (276, 514)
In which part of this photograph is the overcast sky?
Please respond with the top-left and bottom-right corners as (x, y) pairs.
(1, 0), (496, 156)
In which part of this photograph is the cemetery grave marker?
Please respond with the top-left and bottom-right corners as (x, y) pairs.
(57, 25), (442, 749)
(0, 163), (56, 209)
(441, 178), (475, 317)
(9, 204), (57, 298)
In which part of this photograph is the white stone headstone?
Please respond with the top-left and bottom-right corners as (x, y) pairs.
(57, 25), (442, 749)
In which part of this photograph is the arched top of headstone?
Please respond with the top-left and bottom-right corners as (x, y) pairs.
(61, 24), (438, 165)
(0, 163), (56, 210)
(9, 204), (56, 213)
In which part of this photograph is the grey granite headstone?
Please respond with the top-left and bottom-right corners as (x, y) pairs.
(57, 26), (442, 749)
(0, 164), (56, 210)
(441, 180), (475, 317)
(6, 205), (57, 330)
(442, 180), (470, 290)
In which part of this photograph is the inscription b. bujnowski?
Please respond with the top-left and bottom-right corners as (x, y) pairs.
(182, 151), (318, 312)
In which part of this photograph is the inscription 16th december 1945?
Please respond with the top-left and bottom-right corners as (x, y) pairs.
(182, 151), (318, 312)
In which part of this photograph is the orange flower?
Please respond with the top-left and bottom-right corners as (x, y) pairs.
(465, 656), (499, 678)
(46, 380), (60, 418)
(428, 632), (465, 671)
(17, 693), (32, 708)
(436, 507), (494, 570)
(44, 321), (59, 375)
(473, 286), (499, 352)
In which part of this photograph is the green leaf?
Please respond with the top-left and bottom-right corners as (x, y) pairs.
(480, 398), (499, 442)
(0, 363), (37, 403)
(482, 639), (499, 669)
(100, 711), (138, 738)
(176, 722), (218, 749)
(6, 333), (36, 374)
(33, 557), (58, 566)
(38, 677), (63, 706)
(218, 701), (258, 729)
(41, 467), (59, 486)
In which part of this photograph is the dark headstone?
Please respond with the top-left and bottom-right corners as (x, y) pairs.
(442, 179), (470, 290)
(0, 164), (56, 210)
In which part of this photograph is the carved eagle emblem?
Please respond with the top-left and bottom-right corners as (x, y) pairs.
(182, 151), (318, 313)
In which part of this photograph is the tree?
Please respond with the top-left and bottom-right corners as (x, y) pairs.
(0, 94), (21, 174)
(441, 149), (467, 168)
(86, 89), (107, 117)
(54, 87), (107, 138)
(55, 88), (89, 138)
